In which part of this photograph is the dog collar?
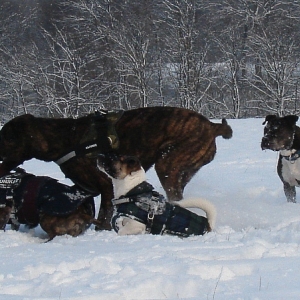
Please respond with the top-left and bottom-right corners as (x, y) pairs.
(280, 149), (300, 161)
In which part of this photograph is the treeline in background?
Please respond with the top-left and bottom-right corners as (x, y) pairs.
(1, 0), (300, 121)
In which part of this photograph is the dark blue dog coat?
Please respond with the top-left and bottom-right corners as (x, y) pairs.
(0, 169), (95, 228)
(111, 182), (210, 237)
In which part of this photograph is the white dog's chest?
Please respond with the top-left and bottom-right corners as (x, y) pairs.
(281, 152), (300, 186)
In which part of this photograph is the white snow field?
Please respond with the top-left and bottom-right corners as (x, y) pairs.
(1, 117), (300, 299)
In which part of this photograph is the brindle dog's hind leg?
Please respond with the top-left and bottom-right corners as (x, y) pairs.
(154, 159), (183, 201)
(154, 141), (216, 202)
(154, 151), (202, 202)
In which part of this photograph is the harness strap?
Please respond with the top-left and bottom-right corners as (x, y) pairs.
(55, 110), (123, 166)
(55, 151), (76, 165)
(112, 195), (161, 233)
(55, 141), (100, 165)
(112, 197), (131, 205)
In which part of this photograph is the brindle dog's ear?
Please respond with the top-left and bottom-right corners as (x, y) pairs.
(283, 115), (299, 126)
(262, 115), (277, 125)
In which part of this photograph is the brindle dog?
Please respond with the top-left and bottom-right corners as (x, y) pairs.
(0, 107), (232, 229)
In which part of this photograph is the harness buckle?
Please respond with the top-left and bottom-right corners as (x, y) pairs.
(148, 212), (154, 221)
(290, 156), (296, 164)
(146, 212), (155, 233)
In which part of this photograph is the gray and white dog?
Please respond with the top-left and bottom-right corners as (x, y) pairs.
(261, 115), (300, 202)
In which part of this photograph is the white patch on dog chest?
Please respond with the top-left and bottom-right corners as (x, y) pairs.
(281, 157), (300, 186)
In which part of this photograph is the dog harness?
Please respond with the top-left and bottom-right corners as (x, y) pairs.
(111, 182), (209, 237)
(0, 171), (24, 229)
(0, 169), (95, 229)
(55, 110), (123, 165)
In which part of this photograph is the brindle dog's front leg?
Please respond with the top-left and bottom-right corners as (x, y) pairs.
(96, 205), (114, 231)
(95, 184), (114, 231)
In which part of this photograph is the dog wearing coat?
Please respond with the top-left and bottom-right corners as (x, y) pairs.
(261, 115), (300, 202)
(97, 153), (216, 236)
(0, 168), (101, 241)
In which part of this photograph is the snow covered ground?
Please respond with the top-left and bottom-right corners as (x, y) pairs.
(1, 117), (300, 300)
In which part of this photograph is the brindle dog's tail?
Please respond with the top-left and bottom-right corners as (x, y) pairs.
(214, 119), (233, 139)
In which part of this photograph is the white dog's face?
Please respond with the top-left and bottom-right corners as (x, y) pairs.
(97, 153), (146, 199)
(97, 153), (147, 235)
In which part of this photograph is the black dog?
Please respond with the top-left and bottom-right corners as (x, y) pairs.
(261, 115), (300, 202)
(0, 168), (101, 241)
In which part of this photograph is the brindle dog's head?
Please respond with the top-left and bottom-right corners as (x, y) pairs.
(261, 115), (299, 151)
(97, 153), (141, 180)
(0, 115), (35, 169)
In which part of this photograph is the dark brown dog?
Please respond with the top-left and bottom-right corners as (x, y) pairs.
(0, 107), (232, 230)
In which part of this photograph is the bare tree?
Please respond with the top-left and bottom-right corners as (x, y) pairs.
(246, 1), (300, 116)
(107, 0), (162, 108)
(1, 0), (300, 119)
(161, 0), (213, 111)
(0, 1), (42, 120)
(39, 26), (108, 117)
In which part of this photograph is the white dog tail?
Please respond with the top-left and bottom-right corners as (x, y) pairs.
(175, 198), (217, 231)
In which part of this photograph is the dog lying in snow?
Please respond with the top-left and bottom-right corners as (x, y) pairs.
(0, 168), (101, 241)
(97, 153), (216, 236)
